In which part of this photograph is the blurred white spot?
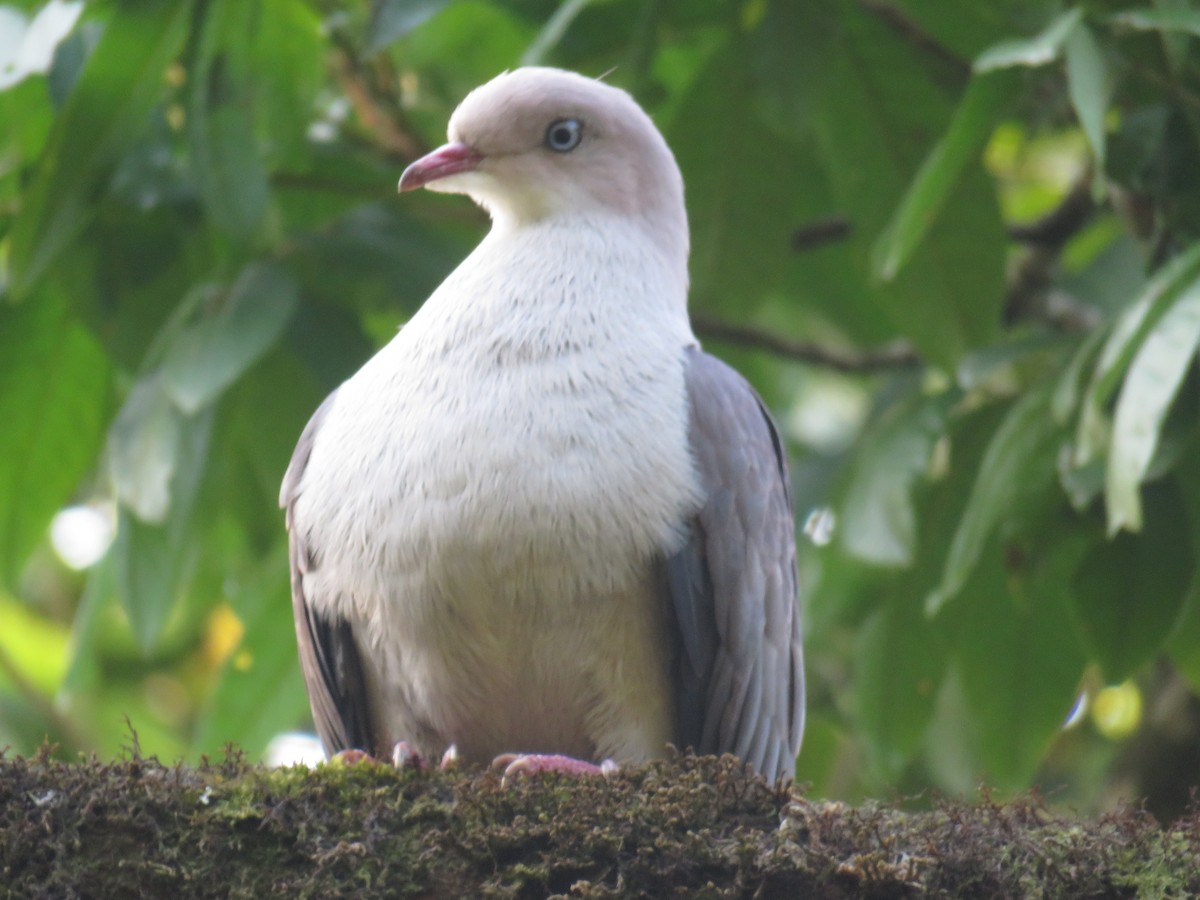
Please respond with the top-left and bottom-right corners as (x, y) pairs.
(786, 376), (869, 453)
(265, 731), (326, 767)
(30, 789), (58, 807)
(50, 503), (114, 570)
(325, 95), (350, 123)
(198, 786), (214, 805)
(307, 119), (337, 143)
(803, 506), (836, 546)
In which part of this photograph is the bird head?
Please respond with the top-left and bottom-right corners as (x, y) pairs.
(399, 68), (686, 247)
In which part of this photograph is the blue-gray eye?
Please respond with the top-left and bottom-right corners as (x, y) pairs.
(545, 118), (583, 152)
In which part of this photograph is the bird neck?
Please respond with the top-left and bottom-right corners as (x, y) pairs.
(408, 212), (694, 355)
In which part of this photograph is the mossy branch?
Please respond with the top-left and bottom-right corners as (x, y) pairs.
(2, 748), (1197, 898)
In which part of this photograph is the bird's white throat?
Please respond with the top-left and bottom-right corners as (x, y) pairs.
(293, 212), (701, 628)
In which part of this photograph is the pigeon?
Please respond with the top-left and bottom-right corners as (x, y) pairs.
(281, 67), (804, 780)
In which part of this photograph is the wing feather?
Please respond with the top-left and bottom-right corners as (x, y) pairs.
(665, 347), (805, 780)
(281, 390), (377, 757)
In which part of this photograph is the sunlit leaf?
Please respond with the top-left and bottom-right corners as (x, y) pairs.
(1108, 7), (1200, 37)
(1074, 244), (1200, 469)
(1106, 270), (1200, 532)
(6, 1), (193, 298)
(0, 597), (70, 694)
(973, 7), (1083, 72)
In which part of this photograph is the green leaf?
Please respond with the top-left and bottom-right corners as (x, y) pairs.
(253, 0), (324, 169)
(0, 292), (110, 582)
(187, 0), (270, 239)
(973, 7), (1083, 72)
(838, 389), (956, 567)
(1108, 7), (1200, 38)
(1074, 244), (1200, 468)
(930, 381), (1062, 614)
(161, 262), (298, 415)
(811, 6), (1007, 368)
(856, 591), (950, 777)
(1070, 480), (1195, 682)
(367, 0), (454, 53)
(1105, 269), (1200, 533)
(871, 70), (1019, 282)
(6, 1), (193, 299)
(1052, 329), (1106, 424)
(107, 375), (183, 524)
(1167, 581), (1200, 695)
(113, 405), (212, 653)
(112, 508), (179, 654)
(1064, 23), (1108, 165)
(953, 531), (1089, 790)
(669, 41), (815, 314)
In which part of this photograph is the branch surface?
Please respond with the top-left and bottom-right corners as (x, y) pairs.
(3, 750), (1197, 898)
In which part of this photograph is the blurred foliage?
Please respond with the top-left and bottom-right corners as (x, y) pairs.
(2, 0), (1200, 816)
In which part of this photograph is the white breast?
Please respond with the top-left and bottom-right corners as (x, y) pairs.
(291, 214), (701, 761)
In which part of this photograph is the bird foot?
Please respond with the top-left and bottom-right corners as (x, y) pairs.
(491, 753), (619, 785)
(329, 749), (375, 766)
(391, 741), (459, 771)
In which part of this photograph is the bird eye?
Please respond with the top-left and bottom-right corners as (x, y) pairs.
(544, 118), (583, 153)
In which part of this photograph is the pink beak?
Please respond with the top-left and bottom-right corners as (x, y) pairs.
(398, 143), (483, 192)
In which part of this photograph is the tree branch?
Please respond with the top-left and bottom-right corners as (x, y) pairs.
(791, 217), (853, 253)
(1003, 170), (1103, 330)
(858, 0), (971, 77)
(694, 315), (920, 373)
(328, 31), (429, 163)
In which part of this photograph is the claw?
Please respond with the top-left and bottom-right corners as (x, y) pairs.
(391, 741), (427, 770)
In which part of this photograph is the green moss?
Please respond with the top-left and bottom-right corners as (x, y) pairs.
(1, 747), (1197, 898)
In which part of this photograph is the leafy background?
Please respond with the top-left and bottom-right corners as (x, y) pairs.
(3, 0), (1200, 819)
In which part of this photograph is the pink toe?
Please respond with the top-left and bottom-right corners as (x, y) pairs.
(497, 753), (615, 781)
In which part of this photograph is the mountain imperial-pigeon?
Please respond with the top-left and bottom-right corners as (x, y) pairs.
(281, 67), (805, 781)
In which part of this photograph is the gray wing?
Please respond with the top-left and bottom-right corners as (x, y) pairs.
(665, 346), (805, 781)
(280, 390), (377, 757)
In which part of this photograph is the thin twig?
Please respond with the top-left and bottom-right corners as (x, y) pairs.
(857, 0), (971, 77)
(329, 31), (429, 162)
(694, 315), (921, 373)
